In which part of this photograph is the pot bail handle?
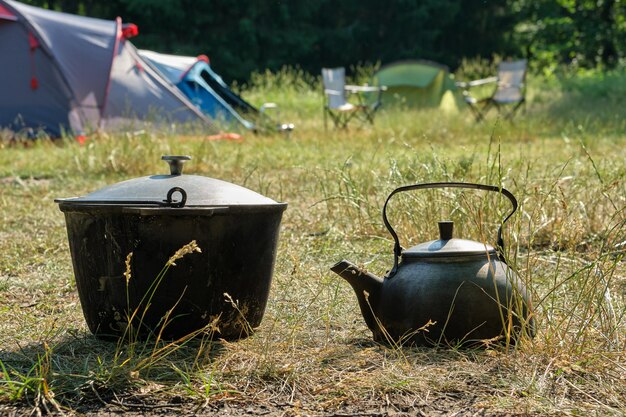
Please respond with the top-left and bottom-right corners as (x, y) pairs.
(162, 155), (191, 175)
(382, 182), (518, 276)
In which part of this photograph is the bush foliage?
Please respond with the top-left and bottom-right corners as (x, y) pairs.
(20, 0), (626, 81)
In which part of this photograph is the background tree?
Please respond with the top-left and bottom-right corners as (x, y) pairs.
(18, 0), (626, 81)
(514, 0), (624, 69)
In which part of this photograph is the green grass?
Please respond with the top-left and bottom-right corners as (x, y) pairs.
(0, 67), (624, 416)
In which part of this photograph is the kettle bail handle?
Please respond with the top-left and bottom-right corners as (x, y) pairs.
(382, 182), (518, 276)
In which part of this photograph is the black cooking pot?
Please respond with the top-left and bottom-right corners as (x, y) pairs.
(56, 156), (287, 340)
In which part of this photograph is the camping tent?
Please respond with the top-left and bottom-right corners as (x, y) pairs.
(0, 0), (212, 138)
(371, 60), (462, 112)
(139, 50), (293, 133)
(139, 50), (255, 130)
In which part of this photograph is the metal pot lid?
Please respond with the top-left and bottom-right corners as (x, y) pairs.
(402, 221), (496, 258)
(56, 156), (283, 208)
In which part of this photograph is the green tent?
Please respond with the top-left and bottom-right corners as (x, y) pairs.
(371, 60), (462, 112)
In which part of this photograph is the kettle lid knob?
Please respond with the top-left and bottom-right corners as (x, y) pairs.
(438, 221), (453, 240)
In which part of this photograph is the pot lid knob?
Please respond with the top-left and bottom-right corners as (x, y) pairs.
(162, 155), (191, 176)
(438, 221), (453, 240)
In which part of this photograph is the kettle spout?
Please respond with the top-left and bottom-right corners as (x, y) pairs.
(331, 260), (384, 332)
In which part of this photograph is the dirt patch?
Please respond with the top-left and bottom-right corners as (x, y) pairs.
(0, 176), (52, 188)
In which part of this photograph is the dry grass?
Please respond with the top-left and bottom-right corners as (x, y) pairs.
(0, 70), (624, 416)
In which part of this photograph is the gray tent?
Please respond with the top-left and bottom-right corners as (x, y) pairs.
(0, 0), (212, 138)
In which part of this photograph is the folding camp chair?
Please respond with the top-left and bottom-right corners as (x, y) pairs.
(322, 67), (384, 129)
(457, 59), (527, 122)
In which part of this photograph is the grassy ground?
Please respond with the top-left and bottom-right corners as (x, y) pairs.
(0, 68), (624, 416)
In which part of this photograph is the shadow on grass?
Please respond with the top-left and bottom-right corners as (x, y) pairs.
(0, 330), (228, 414)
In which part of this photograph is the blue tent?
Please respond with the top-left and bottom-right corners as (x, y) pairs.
(139, 50), (293, 132)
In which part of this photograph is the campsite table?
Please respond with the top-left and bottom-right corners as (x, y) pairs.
(344, 85), (386, 93)
(344, 85), (387, 107)
(455, 76), (498, 89)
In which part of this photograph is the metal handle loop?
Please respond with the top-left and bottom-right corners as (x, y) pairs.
(382, 182), (518, 275)
(165, 187), (187, 208)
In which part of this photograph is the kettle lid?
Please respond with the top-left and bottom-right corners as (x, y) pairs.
(402, 221), (497, 259)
